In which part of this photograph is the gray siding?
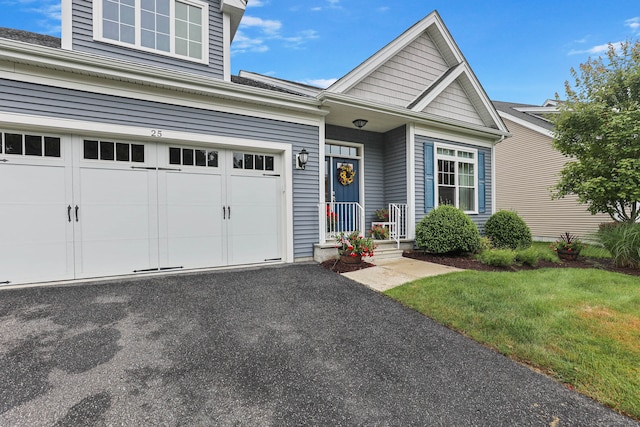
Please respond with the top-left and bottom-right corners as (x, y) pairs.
(415, 135), (492, 233)
(71, 0), (224, 79)
(326, 125), (384, 228)
(0, 78), (319, 257)
(383, 126), (407, 205)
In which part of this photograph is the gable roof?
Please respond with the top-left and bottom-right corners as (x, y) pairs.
(493, 101), (556, 137)
(326, 11), (507, 134)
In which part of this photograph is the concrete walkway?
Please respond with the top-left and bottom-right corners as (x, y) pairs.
(343, 257), (463, 291)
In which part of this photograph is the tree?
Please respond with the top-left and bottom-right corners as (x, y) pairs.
(552, 40), (640, 223)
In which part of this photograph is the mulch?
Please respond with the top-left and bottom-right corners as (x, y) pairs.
(321, 251), (640, 277)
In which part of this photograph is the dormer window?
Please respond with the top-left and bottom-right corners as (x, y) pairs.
(94, 0), (208, 63)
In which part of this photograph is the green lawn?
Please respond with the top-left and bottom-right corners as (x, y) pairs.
(385, 268), (640, 420)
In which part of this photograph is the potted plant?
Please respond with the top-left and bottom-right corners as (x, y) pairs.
(374, 208), (389, 222)
(370, 224), (390, 240)
(336, 231), (376, 264)
(550, 232), (586, 261)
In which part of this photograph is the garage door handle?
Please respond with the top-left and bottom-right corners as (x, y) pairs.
(227, 207), (231, 219)
(67, 205), (72, 222)
(75, 205), (79, 222)
(223, 206), (226, 219)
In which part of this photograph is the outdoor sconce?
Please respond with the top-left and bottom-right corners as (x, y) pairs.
(352, 119), (368, 129)
(296, 148), (309, 170)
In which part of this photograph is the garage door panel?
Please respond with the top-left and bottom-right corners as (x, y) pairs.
(227, 175), (281, 265)
(75, 167), (157, 277)
(0, 161), (73, 284)
(161, 172), (225, 269)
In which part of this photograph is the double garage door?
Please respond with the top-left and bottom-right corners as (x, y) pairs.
(0, 130), (283, 285)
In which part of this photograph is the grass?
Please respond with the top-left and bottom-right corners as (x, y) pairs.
(385, 268), (640, 420)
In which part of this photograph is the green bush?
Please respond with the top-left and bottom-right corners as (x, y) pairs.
(515, 247), (540, 267)
(477, 236), (493, 253)
(416, 205), (481, 254)
(485, 210), (532, 250)
(595, 222), (640, 268)
(476, 249), (516, 267)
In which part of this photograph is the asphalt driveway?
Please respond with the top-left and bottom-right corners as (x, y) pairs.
(0, 264), (636, 426)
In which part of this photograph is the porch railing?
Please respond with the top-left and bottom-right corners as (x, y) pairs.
(321, 202), (365, 243)
(388, 203), (408, 248)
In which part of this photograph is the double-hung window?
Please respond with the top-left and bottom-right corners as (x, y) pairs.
(96, 0), (208, 63)
(435, 144), (478, 213)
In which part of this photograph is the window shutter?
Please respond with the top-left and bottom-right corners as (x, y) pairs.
(424, 143), (434, 212)
(478, 151), (486, 213)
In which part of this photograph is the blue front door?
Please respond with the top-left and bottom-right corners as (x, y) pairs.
(331, 157), (359, 231)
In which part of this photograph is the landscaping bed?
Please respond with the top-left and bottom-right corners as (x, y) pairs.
(403, 250), (640, 277)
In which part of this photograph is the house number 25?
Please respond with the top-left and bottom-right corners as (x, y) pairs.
(151, 130), (163, 137)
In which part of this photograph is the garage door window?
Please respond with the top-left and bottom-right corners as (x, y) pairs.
(233, 152), (274, 171)
(1, 132), (61, 158)
(169, 147), (218, 167)
(84, 140), (145, 162)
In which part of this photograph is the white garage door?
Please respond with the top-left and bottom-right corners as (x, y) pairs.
(0, 131), (285, 285)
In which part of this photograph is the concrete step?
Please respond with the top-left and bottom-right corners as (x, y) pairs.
(369, 247), (404, 262)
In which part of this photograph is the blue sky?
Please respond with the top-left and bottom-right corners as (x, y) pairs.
(1, 0), (639, 105)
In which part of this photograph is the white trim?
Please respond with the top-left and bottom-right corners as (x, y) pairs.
(219, 0), (247, 40)
(414, 126), (496, 149)
(92, 0), (210, 65)
(282, 144), (294, 263)
(222, 13), (231, 81)
(409, 65), (465, 111)
(491, 141), (498, 215)
(0, 66), (325, 127)
(61, 0), (73, 50)
(318, 117), (326, 244)
(433, 142), (479, 215)
(406, 123), (416, 239)
(498, 111), (555, 138)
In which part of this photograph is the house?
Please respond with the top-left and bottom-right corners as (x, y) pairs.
(493, 100), (608, 241)
(0, 1), (508, 285)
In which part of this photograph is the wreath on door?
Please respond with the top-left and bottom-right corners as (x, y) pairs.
(338, 164), (356, 186)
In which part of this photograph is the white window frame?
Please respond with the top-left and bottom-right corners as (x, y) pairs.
(434, 143), (478, 214)
(93, 0), (209, 65)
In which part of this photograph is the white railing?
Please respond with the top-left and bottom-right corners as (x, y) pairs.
(321, 202), (365, 243)
(388, 203), (408, 248)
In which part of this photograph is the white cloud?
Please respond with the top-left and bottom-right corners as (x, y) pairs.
(378, 7), (390, 12)
(302, 78), (338, 88)
(281, 30), (319, 49)
(231, 31), (269, 54)
(626, 17), (640, 33)
(569, 41), (623, 56)
(246, 0), (266, 7)
(240, 16), (282, 35)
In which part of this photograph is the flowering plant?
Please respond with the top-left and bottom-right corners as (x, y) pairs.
(370, 224), (389, 240)
(336, 231), (376, 257)
(374, 208), (389, 221)
(326, 205), (338, 232)
(549, 232), (586, 253)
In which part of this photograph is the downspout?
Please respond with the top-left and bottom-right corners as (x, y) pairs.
(491, 135), (506, 215)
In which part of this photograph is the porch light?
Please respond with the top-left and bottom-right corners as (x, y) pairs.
(296, 148), (309, 170)
(352, 119), (368, 129)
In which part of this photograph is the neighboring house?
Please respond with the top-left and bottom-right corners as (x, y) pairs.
(493, 100), (608, 241)
(0, 1), (508, 285)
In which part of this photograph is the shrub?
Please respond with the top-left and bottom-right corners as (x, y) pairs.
(477, 236), (493, 254)
(476, 249), (516, 267)
(515, 247), (540, 267)
(416, 205), (481, 254)
(484, 210), (532, 250)
(595, 223), (640, 268)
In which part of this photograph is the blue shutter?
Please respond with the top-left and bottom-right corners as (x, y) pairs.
(424, 143), (434, 212)
(478, 151), (486, 213)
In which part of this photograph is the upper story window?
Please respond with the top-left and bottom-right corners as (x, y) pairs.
(435, 144), (478, 213)
(95, 0), (208, 63)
